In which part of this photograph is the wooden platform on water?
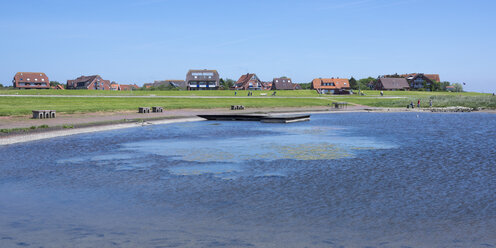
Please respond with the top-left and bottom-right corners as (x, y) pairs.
(197, 114), (310, 123)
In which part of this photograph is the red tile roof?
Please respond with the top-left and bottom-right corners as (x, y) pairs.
(402, 73), (440, 82)
(13, 72), (50, 89)
(311, 78), (350, 90)
(119, 84), (139, 91)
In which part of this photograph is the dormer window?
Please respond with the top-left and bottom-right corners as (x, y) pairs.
(42, 79), (45, 81)
(35, 78), (38, 81)
(27, 78), (30, 81)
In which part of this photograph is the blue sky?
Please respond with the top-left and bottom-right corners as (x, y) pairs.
(1, 0), (495, 92)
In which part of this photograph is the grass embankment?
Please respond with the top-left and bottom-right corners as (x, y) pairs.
(0, 96), (333, 116)
(0, 89), (320, 97)
(341, 95), (496, 109)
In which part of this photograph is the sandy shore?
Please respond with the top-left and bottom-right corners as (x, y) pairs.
(1, 105), (493, 146)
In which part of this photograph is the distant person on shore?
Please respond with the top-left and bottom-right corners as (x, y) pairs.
(410, 101), (414, 109)
(429, 99), (432, 107)
(417, 99), (420, 108)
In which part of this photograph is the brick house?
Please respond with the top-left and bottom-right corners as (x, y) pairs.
(234, 73), (262, 90)
(110, 82), (120, 91)
(12, 72), (50, 89)
(271, 77), (300, 90)
(402, 73), (440, 90)
(311, 78), (351, 94)
(152, 80), (187, 90)
(186, 69), (220, 90)
(66, 75), (111, 90)
(261, 81), (272, 90)
(374, 78), (410, 91)
(119, 84), (139, 91)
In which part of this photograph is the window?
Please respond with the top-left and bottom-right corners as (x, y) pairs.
(42, 78), (45, 81)
(35, 78), (38, 81)
(27, 78), (30, 81)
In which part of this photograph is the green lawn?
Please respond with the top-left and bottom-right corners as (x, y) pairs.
(0, 96), (334, 116)
(358, 90), (489, 97)
(0, 89), (320, 97)
(1, 89), (494, 116)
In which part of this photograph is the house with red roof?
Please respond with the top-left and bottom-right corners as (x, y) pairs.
(311, 78), (351, 94)
(374, 78), (410, 91)
(110, 82), (120, 91)
(119, 84), (139, 91)
(401, 73), (440, 90)
(12, 72), (50, 89)
(234, 73), (262, 90)
(271, 77), (300, 90)
(66, 75), (111, 90)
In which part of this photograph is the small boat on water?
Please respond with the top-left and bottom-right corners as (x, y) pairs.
(197, 114), (310, 123)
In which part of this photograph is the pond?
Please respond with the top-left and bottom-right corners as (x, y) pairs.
(0, 113), (495, 247)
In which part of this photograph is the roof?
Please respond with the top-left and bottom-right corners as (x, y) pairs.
(402, 73), (440, 82)
(272, 78), (296, 90)
(312, 78), (350, 90)
(235, 73), (260, 89)
(119, 84), (139, 90)
(71, 75), (98, 84)
(13, 72), (50, 88)
(153, 80), (186, 88)
(378, 78), (410, 89)
(186, 69), (220, 85)
(187, 69), (219, 74)
(235, 73), (255, 87)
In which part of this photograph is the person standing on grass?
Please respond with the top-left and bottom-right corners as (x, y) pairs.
(429, 99), (432, 107)
(235, 91), (237, 96)
(417, 99), (421, 108)
(380, 91), (384, 96)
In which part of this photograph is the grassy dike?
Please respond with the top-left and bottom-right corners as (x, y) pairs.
(0, 96), (334, 116)
(343, 94), (496, 109)
(0, 90), (494, 116)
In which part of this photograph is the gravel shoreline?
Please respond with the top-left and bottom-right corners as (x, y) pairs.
(1, 106), (494, 146)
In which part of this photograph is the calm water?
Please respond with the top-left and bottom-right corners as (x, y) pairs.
(1, 113), (495, 248)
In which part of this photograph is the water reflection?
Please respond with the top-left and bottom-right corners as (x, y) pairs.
(1, 113), (495, 247)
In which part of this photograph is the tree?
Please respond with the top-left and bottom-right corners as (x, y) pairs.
(298, 82), (312, 89)
(452, 83), (463, 92)
(50, 81), (61, 87)
(220, 78), (235, 89)
(0, 83), (4, 88)
(357, 77), (376, 90)
(440, 81), (451, 91)
(349, 77), (357, 90)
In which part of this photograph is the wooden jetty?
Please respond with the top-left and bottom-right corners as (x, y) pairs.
(197, 114), (310, 123)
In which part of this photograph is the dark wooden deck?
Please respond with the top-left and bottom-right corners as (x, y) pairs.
(197, 114), (310, 123)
